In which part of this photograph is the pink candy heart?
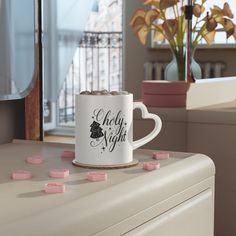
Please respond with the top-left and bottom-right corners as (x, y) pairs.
(44, 182), (65, 193)
(152, 151), (170, 160)
(143, 162), (160, 171)
(49, 169), (69, 178)
(26, 155), (43, 164)
(86, 172), (108, 182)
(12, 170), (32, 180)
(61, 150), (75, 158)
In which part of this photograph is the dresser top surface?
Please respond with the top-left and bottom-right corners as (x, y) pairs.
(0, 140), (214, 235)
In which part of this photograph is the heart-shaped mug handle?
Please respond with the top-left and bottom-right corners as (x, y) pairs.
(132, 102), (162, 150)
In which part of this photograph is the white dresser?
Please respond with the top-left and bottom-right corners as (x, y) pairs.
(0, 140), (215, 236)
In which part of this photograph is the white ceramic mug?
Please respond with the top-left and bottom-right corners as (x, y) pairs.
(74, 93), (162, 166)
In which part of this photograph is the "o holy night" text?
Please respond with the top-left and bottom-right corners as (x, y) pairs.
(90, 109), (128, 152)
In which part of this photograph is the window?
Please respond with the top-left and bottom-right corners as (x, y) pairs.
(151, 0), (236, 48)
(43, 0), (123, 135)
(198, 0), (236, 45)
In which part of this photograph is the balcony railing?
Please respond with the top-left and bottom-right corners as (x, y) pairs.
(58, 31), (123, 126)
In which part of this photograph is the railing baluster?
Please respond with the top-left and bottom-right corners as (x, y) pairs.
(78, 48), (81, 93)
(72, 61), (75, 122)
(92, 45), (94, 91)
(108, 36), (111, 91)
(64, 76), (67, 123)
(117, 35), (123, 90)
(97, 34), (100, 90)
(85, 47), (88, 91)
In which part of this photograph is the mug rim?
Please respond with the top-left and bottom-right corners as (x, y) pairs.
(76, 93), (132, 97)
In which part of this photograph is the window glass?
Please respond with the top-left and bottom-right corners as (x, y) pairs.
(43, 0), (123, 130)
(151, 0), (236, 47)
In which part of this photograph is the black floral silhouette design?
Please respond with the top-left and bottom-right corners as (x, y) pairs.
(90, 121), (104, 140)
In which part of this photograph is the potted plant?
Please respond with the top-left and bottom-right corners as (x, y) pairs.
(130, 0), (236, 81)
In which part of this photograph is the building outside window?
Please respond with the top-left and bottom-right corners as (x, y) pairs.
(44, 0), (123, 132)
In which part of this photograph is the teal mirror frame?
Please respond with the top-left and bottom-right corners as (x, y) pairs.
(0, 0), (39, 101)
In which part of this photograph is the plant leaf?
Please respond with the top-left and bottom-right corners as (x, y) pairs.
(130, 9), (146, 27)
(203, 30), (216, 44)
(223, 2), (234, 19)
(233, 25), (236, 41)
(162, 19), (178, 40)
(211, 3), (234, 18)
(176, 15), (186, 32)
(159, 0), (179, 10)
(193, 4), (205, 18)
(211, 5), (223, 16)
(144, 0), (160, 8)
(154, 25), (165, 41)
(214, 15), (224, 24)
(206, 17), (217, 32)
(222, 18), (235, 38)
(137, 25), (149, 45)
(145, 9), (160, 25)
(131, 17), (146, 34)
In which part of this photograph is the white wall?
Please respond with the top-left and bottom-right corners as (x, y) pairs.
(124, 0), (165, 99)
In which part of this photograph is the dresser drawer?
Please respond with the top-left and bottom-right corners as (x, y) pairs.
(124, 189), (214, 236)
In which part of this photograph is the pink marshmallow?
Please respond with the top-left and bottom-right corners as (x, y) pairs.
(49, 169), (69, 178)
(12, 170), (32, 180)
(143, 162), (160, 171)
(86, 172), (108, 182)
(26, 155), (43, 164)
(153, 151), (170, 160)
(61, 150), (75, 158)
(44, 182), (65, 193)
